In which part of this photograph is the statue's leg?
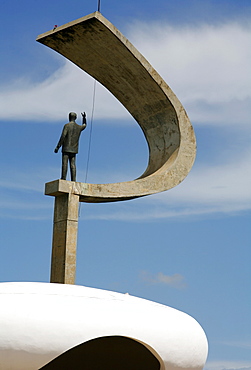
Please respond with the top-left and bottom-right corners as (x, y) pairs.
(70, 154), (76, 182)
(61, 153), (68, 180)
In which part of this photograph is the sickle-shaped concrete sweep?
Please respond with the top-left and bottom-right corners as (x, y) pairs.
(38, 11), (196, 203)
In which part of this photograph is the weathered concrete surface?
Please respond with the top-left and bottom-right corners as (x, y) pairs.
(37, 12), (196, 203)
(50, 193), (79, 284)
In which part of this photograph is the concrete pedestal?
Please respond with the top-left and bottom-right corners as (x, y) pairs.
(50, 192), (79, 284)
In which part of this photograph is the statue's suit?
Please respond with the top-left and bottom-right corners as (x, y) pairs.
(55, 117), (86, 181)
(56, 121), (86, 154)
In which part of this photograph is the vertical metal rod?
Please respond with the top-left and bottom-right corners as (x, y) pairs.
(85, 79), (96, 183)
(98, 0), (101, 12)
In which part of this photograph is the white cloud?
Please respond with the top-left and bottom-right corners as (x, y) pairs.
(152, 147), (251, 214)
(77, 147), (251, 221)
(140, 271), (186, 289)
(0, 61), (128, 122)
(0, 21), (250, 126)
(127, 22), (251, 125)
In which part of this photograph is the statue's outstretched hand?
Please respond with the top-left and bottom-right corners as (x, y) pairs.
(81, 112), (87, 126)
(54, 148), (58, 153)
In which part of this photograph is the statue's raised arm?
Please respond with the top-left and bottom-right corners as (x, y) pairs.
(81, 111), (87, 127)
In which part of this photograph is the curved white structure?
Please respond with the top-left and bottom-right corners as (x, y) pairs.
(0, 282), (208, 369)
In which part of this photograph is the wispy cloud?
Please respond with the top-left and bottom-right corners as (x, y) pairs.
(140, 271), (187, 289)
(128, 21), (251, 126)
(0, 21), (250, 126)
(77, 148), (251, 221)
(219, 341), (251, 350)
(1, 143), (250, 221)
(0, 61), (128, 122)
(153, 149), (251, 214)
(205, 361), (251, 370)
(0, 167), (53, 220)
(0, 166), (56, 192)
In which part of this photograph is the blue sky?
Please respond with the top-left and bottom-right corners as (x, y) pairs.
(0, 0), (250, 368)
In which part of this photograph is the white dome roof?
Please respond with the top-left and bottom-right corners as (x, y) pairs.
(0, 282), (208, 369)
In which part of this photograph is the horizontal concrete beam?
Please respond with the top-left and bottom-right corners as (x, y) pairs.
(45, 180), (138, 203)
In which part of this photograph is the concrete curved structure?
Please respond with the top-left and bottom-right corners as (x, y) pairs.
(37, 12), (196, 202)
(0, 282), (208, 369)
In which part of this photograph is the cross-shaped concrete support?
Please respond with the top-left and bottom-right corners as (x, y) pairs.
(46, 178), (125, 284)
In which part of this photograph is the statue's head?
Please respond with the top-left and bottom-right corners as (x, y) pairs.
(69, 112), (77, 121)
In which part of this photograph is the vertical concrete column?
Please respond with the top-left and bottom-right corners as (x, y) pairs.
(50, 192), (79, 284)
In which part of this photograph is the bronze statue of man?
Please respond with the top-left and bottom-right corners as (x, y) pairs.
(54, 112), (87, 181)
